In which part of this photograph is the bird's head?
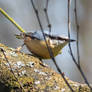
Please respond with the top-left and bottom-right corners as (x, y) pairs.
(15, 32), (28, 39)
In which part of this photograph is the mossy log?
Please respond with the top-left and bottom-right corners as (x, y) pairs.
(0, 43), (91, 92)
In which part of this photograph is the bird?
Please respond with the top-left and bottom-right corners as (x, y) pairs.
(15, 31), (75, 59)
(0, 8), (75, 59)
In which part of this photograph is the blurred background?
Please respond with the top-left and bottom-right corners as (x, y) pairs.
(0, 0), (92, 83)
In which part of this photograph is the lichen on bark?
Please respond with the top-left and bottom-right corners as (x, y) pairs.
(0, 43), (91, 92)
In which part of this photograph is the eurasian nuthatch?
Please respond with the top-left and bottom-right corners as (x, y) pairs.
(0, 8), (75, 59)
(16, 31), (75, 59)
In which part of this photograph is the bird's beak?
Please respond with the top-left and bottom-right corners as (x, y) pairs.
(15, 34), (23, 39)
(67, 39), (76, 42)
(15, 33), (25, 39)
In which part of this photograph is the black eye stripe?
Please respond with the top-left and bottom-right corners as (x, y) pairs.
(22, 32), (75, 42)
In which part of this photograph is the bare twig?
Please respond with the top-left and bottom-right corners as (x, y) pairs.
(0, 8), (26, 33)
(44, 0), (51, 34)
(0, 48), (25, 92)
(74, 0), (80, 66)
(30, 0), (54, 60)
(30, 0), (74, 92)
(67, 0), (92, 91)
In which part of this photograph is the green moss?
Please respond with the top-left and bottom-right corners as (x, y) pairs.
(0, 43), (91, 92)
(19, 77), (34, 87)
(0, 70), (19, 88)
(0, 67), (34, 91)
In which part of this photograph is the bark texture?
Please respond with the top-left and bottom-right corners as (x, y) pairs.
(0, 43), (91, 92)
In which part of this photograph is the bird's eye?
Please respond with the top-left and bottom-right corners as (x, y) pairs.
(19, 33), (25, 38)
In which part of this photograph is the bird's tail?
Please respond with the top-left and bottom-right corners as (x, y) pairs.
(45, 33), (76, 42)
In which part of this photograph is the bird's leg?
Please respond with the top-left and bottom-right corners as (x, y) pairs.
(38, 58), (43, 62)
(32, 54), (43, 62)
(15, 44), (25, 52)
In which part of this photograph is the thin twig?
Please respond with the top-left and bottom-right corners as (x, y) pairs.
(44, 0), (51, 34)
(0, 48), (25, 92)
(30, 0), (54, 60)
(30, 0), (74, 92)
(0, 8), (26, 33)
(67, 0), (92, 91)
(74, 0), (80, 66)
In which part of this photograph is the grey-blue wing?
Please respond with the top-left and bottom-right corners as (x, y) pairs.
(25, 31), (49, 40)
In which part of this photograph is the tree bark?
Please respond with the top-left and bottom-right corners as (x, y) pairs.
(0, 43), (91, 92)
